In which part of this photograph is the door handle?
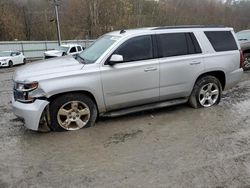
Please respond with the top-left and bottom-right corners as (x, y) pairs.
(144, 67), (157, 72)
(190, 61), (201, 65)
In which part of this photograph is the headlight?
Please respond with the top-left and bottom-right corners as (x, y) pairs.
(14, 81), (41, 103)
(15, 82), (38, 92)
(0, 59), (8, 62)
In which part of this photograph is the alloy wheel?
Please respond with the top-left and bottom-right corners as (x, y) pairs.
(244, 57), (250, 69)
(199, 83), (219, 107)
(57, 101), (90, 130)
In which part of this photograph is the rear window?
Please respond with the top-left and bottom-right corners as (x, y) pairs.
(204, 31), (238, 52)
(156, 33), (202, 58)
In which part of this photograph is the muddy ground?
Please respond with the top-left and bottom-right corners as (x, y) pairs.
(1, 66), (250, 188)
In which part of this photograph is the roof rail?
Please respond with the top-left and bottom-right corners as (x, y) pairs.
(152, 25), (225, 30)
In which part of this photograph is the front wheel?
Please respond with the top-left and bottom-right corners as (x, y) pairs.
(189, 76), (222, 108)
(8, 60), (13, 67)
(49, 93), (98, 131)
(243, 53), (250, 71)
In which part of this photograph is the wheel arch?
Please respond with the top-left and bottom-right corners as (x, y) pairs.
(195, 71), (226, 90)
(47, 90), (100, 113)
(243, 49), (250, 55)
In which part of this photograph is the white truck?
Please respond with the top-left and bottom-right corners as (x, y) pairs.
(44, 44), (84, 59)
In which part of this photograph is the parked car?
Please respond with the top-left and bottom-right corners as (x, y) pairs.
(44, 44), (84, 59)
(12, 25), (243, 132)
(236, 30), (250, 71)
(0, 51), (26, 67)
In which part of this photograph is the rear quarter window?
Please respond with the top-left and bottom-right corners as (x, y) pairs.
(204, 31), (238, 52)
(77, 46), (83, 51)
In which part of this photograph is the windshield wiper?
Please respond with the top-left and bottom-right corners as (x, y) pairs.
(75, 54), (86, 64)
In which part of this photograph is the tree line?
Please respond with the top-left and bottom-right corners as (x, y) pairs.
(0, 0), (250, 41)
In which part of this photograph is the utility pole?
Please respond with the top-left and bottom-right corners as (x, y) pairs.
(53, 0), (61, 46)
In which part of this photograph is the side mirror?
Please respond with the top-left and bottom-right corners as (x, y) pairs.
(108, 54), (123, 65)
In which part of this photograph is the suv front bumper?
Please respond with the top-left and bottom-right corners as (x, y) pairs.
(12, 97), (49, 131)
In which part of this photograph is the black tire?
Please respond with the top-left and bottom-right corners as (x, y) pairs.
(62, 52), (66, 56)
(8, 60), (13, 67)
(189, 75), (222, 108)
(23, 58), (26, 64)
(243, 53), (250, 71)
(49, 93), (98, 132)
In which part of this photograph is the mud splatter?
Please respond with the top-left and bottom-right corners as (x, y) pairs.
(104, 129), (143, 147)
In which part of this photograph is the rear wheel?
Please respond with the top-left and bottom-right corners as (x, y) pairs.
(189, 75), (222, 108)
(243, 53), (250, 71)
(49, 93), (97, 131)
(8, 60), (13, 67)
(23, 58), (26, 64)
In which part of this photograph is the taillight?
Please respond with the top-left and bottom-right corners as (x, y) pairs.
(240, 49), (244, 68)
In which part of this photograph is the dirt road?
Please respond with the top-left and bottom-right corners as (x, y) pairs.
(1, 66), (250, 188)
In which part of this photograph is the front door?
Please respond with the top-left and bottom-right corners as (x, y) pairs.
(101, 35), (160, 111)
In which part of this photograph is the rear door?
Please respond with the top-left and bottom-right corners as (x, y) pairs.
(101, 35), (160, 111)
(156, 32), (204, 100)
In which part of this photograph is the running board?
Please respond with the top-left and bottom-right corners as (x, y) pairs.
(101, 98), (188, 118)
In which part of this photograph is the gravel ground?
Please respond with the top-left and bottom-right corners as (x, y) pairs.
(1, 66), (250, 188)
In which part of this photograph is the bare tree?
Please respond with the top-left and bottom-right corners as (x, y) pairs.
(1, 0), (250, 41)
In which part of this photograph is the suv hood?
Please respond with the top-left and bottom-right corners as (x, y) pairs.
(44, 50), (63, 57)
(14, 56), (84, 81)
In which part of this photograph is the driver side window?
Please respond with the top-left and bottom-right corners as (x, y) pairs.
(11, 52), (17, 56)
(114, 35), (153, 63)
(70, 47), (77, 53)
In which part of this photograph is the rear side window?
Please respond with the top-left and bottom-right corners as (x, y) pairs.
(204, 31), (238, 52)
(115, 35), (153, 62)
(156, 33), (201, 58)
(77, 46), (82, 51)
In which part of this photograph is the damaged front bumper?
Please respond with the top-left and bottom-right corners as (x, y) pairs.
(12, 97), (49, 131)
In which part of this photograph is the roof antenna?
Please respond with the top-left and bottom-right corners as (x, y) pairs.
(120, 30), (126, 34)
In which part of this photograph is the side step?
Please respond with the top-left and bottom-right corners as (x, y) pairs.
(101, 98), (188, 118)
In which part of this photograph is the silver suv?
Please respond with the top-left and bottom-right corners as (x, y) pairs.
(12, 26), (243, 132)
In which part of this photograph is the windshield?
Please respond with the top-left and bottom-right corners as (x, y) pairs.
(57, 46), (69, 52)
(0, 52), (11, 57)
(236, 31), (250, 41)
(78, 35), (120, 64)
